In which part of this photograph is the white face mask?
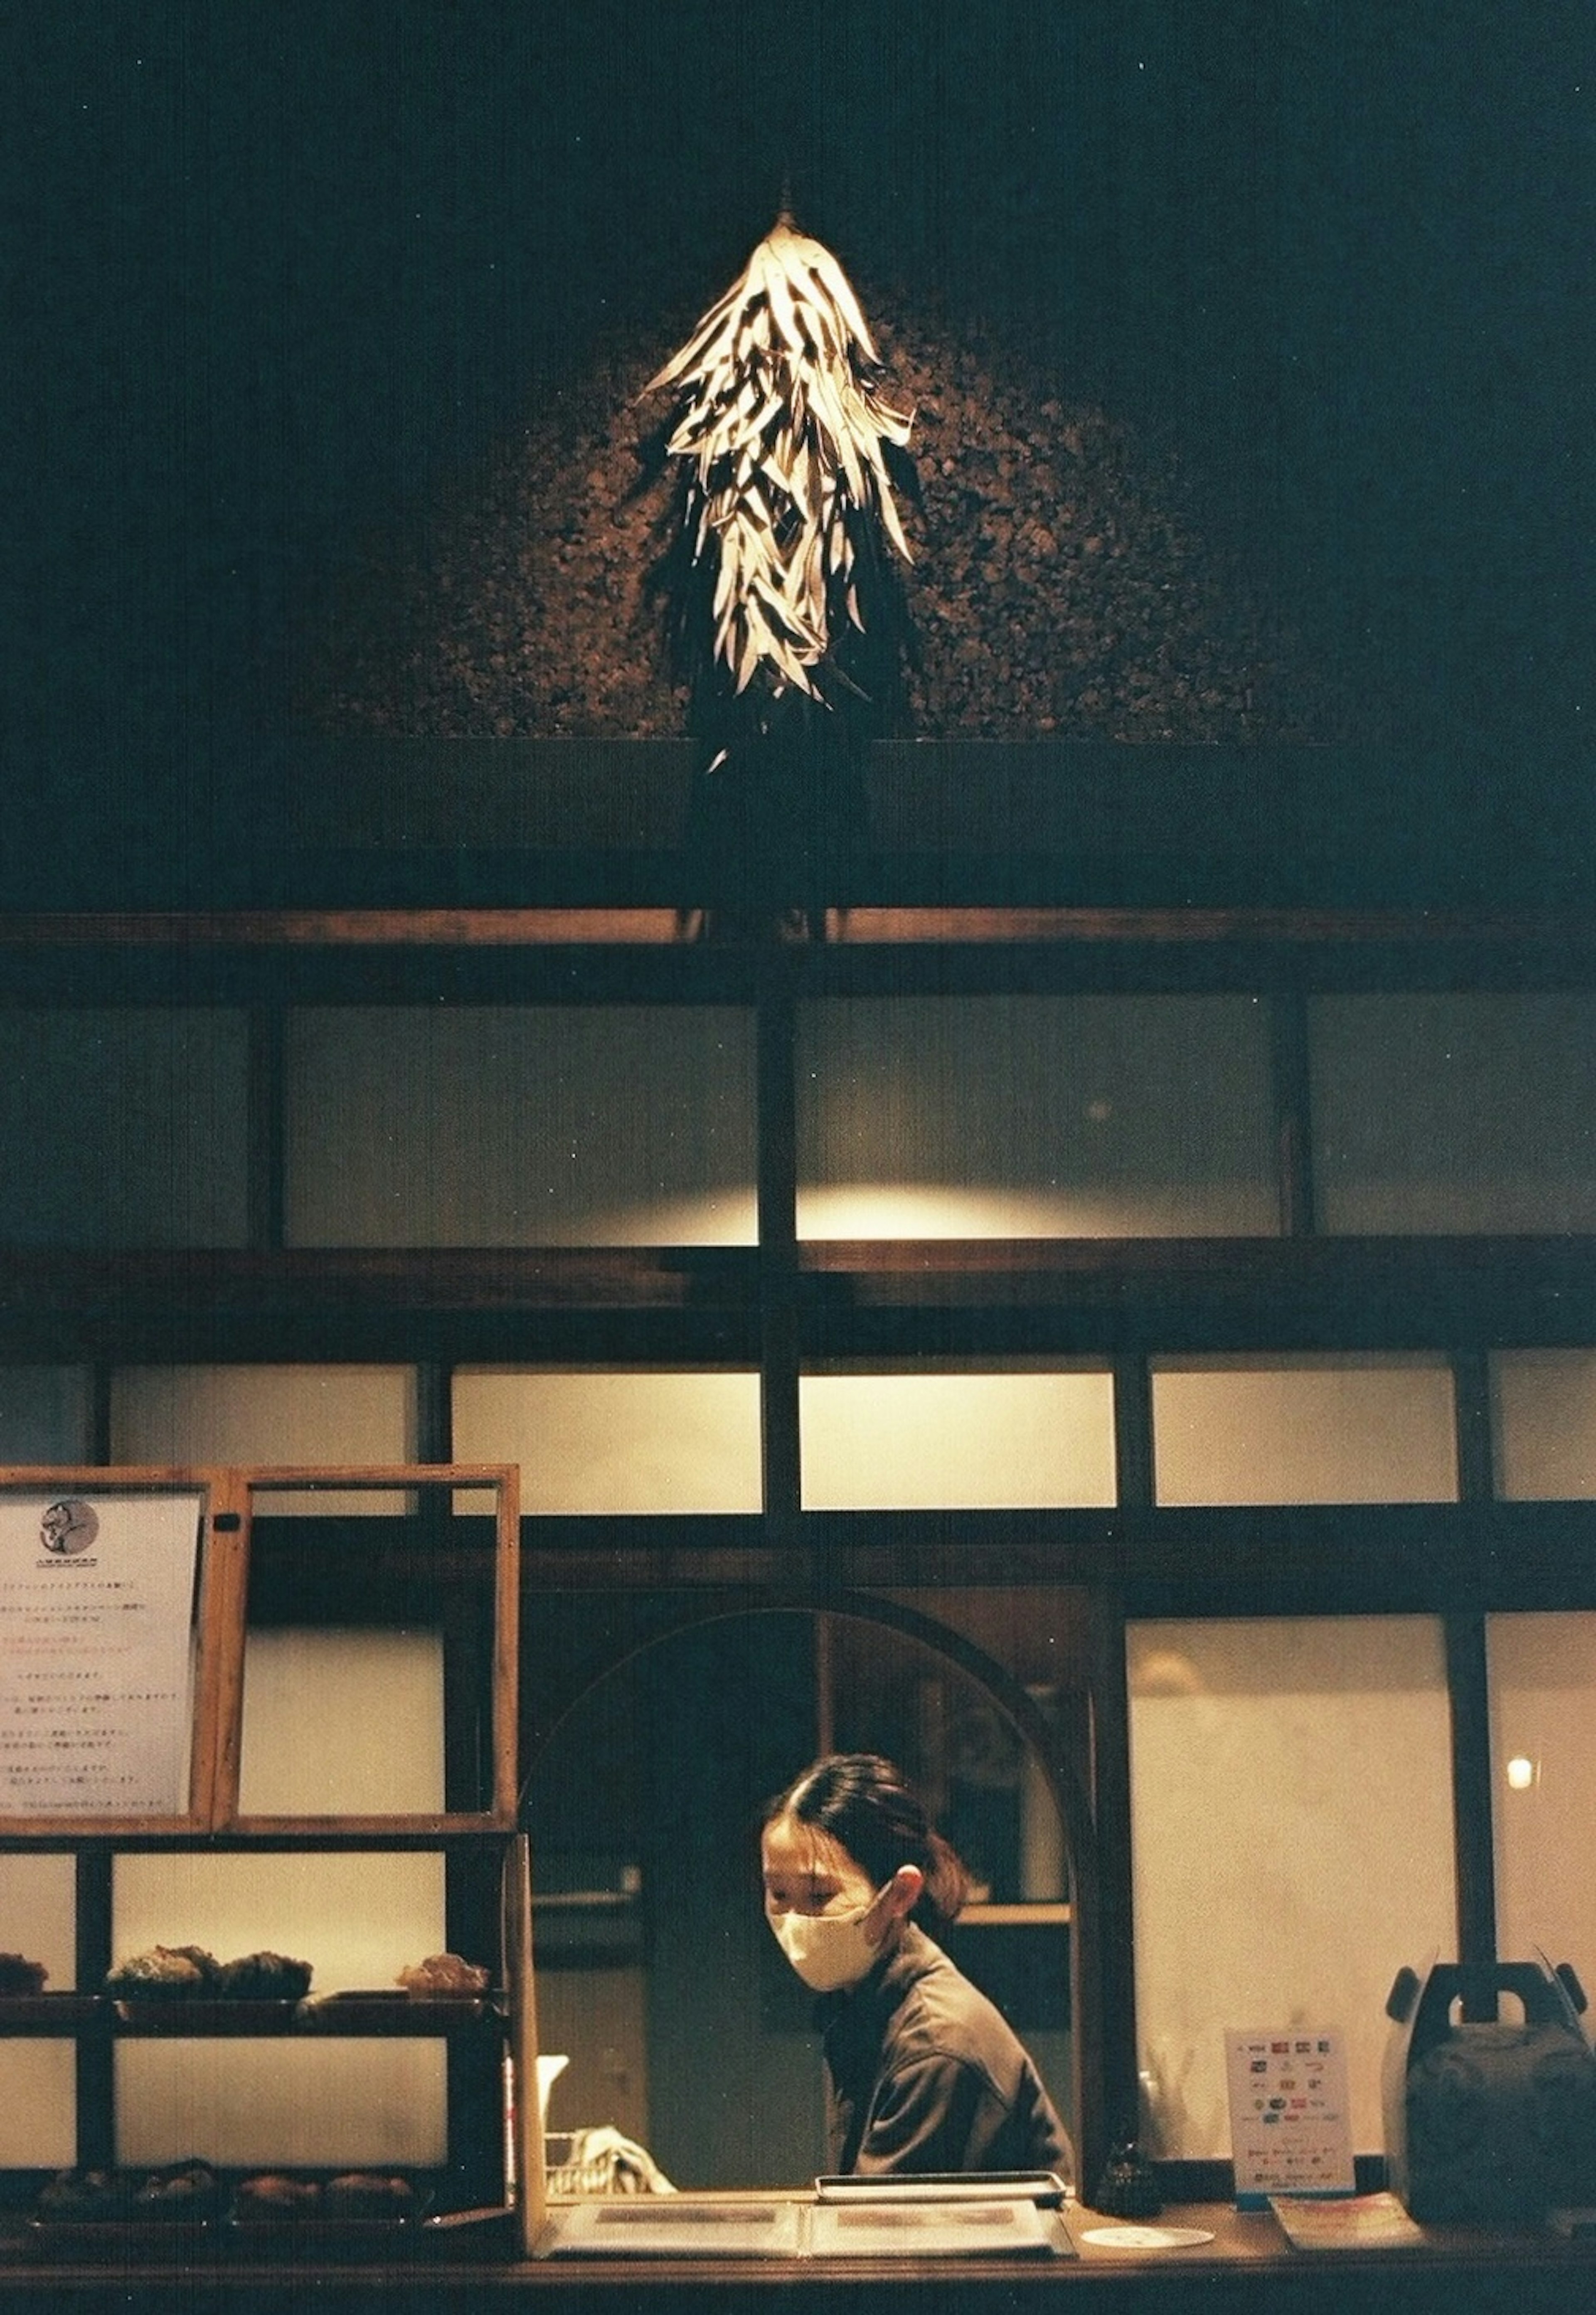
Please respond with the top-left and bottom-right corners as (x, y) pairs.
(769, 1894), (885, 1993)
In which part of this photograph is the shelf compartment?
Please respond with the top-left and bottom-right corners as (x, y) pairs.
(71, 1996), (508, 2036)
(0, 1994), (103, 2034)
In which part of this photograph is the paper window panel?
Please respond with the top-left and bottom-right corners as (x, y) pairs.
(1152, 1355), (1458, 1505)
(110, 1366), (416, 1515)
(453, 1367), (762, 1512)
(1128, 1615), (1456, 2160)
(0, 1369), (93, 1463)
(796, 993), (1278, 1239)
(285, 1005), (757, 1247)
(1311, 993), (1596, 1234)
(0, 1008), (249, 1248)
(1491, 1351), (1596, 1500)
(800, 1366), (1116, 1508)
(1487, 1613), (1596, 1997)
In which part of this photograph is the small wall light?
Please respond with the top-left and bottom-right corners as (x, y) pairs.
(1505, 1754), (1539, 1791)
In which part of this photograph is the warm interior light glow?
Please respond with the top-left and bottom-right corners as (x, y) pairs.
(590, 1180), (1233, 1241)
(588, 1190), (758, 1244)
(1505, 1754), (1539, 1790)
(794, 1183), (1225, 1240)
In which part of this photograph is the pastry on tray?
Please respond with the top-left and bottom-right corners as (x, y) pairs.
(133, 2160), (222, 2219)
(37, 2169), (135, 2221)
(0, 1953), (48, 1997)
(323, 2172), (415, 2217)
(105, 1945), (313, 2000)
(395, 1953), (490, 1997)
(234, 2172), (323, 2216)
(105, 1946), (217, 1998)
(232, 2170), (417, 2223)
(212, 1950), (313, 2000)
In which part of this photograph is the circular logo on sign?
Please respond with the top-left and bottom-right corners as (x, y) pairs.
(40, 1499), (99, 1556)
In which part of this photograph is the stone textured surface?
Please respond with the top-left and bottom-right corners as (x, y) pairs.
(300, 297), (1355, 747)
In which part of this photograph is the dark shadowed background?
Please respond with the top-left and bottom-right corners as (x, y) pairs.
(3, 1), (1590, 901)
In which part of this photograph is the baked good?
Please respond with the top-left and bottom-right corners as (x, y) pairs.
(163, 1944), (222, 1987)
(0, 1953), (47, 1996)
(234, 2173), (322, 2215)
(213, 1950), (313, 2000)
(134, 2160), (221, 2217)
(323, 2172), (414, 2216)
(105, 1946), (215, 1997)
(396, 1953), (490, 1997)
(37, 2168), (134, 2219)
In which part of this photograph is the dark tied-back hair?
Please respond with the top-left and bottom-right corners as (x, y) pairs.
(765, 1752), (970, 1929)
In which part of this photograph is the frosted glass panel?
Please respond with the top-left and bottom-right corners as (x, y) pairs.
(1128, 1616), (1455, 2159)
(114, 1852), (447, 2166)
(0, 1367), (91, 1461)
(114, 1852), (446, 1996)
(111, 1365), (415, 1513)
(0, 1854), (76, 1987)
(453, 1367), (762, 1512)
(286, 1006), (756, 1246)
(1153, 1356), (1457, 1505)
(797, 994), (1277, 1238)
(1492, 1351), (1596, 1500)
(238, 1630), (446, 1815)
(1, 1857), (77, 2157)
(801, 1367), (1116, 1508)
(1488, 1614), (1596, 1992)
(1312, 994), (1596, 1233)
(0, 1009), (249, 1246)
(117, 2040), (447, 2168)
(0, 2048), (75, 2168)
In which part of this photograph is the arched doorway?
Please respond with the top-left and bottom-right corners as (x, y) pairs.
(519, 1599), (1096, 2189)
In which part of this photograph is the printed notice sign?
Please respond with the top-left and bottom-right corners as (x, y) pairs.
(1224, 2027), (1355, 2204)
(0, 1492), (204, 1816)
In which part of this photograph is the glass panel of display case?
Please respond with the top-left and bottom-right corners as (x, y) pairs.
(1311, 993), (1596, 1234)
(111, 1367), (416, 1514)
(0, 1008), (250, 1247)
(453, 1367), (762, 1512)
(0, 1369), (92, 1462)
(233, 1469), (516, 1829)
(0, 1853), (75, 1986)
(116, 2039), (448, 2170)
(1128, 1615), (1456, 2159)
(285, 1005), (757, 1246)
(1152, 1354), (1458, 1504)
(796, 993), (1278, 1238)
(1487, 1613), (1596, 1995)
(236, 1630), (446, 1816)
(1490, 1350), (1596, 1499)
(0, 2049), (75, 2170)
(113, 1852), (448, 2168)
(800, 1364), (1116, 1508)
(112, 1851), (448, 1998)
(0, 1853), (79, 2161)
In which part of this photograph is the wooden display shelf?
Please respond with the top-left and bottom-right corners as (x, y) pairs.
(0, 1464), (520, 1839)
(0, 1993), (505, 2037)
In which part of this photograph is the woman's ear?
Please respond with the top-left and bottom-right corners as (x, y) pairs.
(882, 1863), (924, 1922)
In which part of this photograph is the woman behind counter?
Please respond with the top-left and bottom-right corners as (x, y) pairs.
(761, 1751), (1074, 2183)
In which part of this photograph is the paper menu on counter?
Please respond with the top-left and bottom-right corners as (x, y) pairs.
(1224, 2027), (1355, 2204)
(1268, 2192), (1425, 2251)
(0, 1490), (204, 1816)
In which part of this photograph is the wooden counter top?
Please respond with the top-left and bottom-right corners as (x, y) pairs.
(1, 2198), (1594, 2311)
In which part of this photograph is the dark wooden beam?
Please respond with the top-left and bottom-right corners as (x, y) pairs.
(0, 1238), (1590, 1359)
